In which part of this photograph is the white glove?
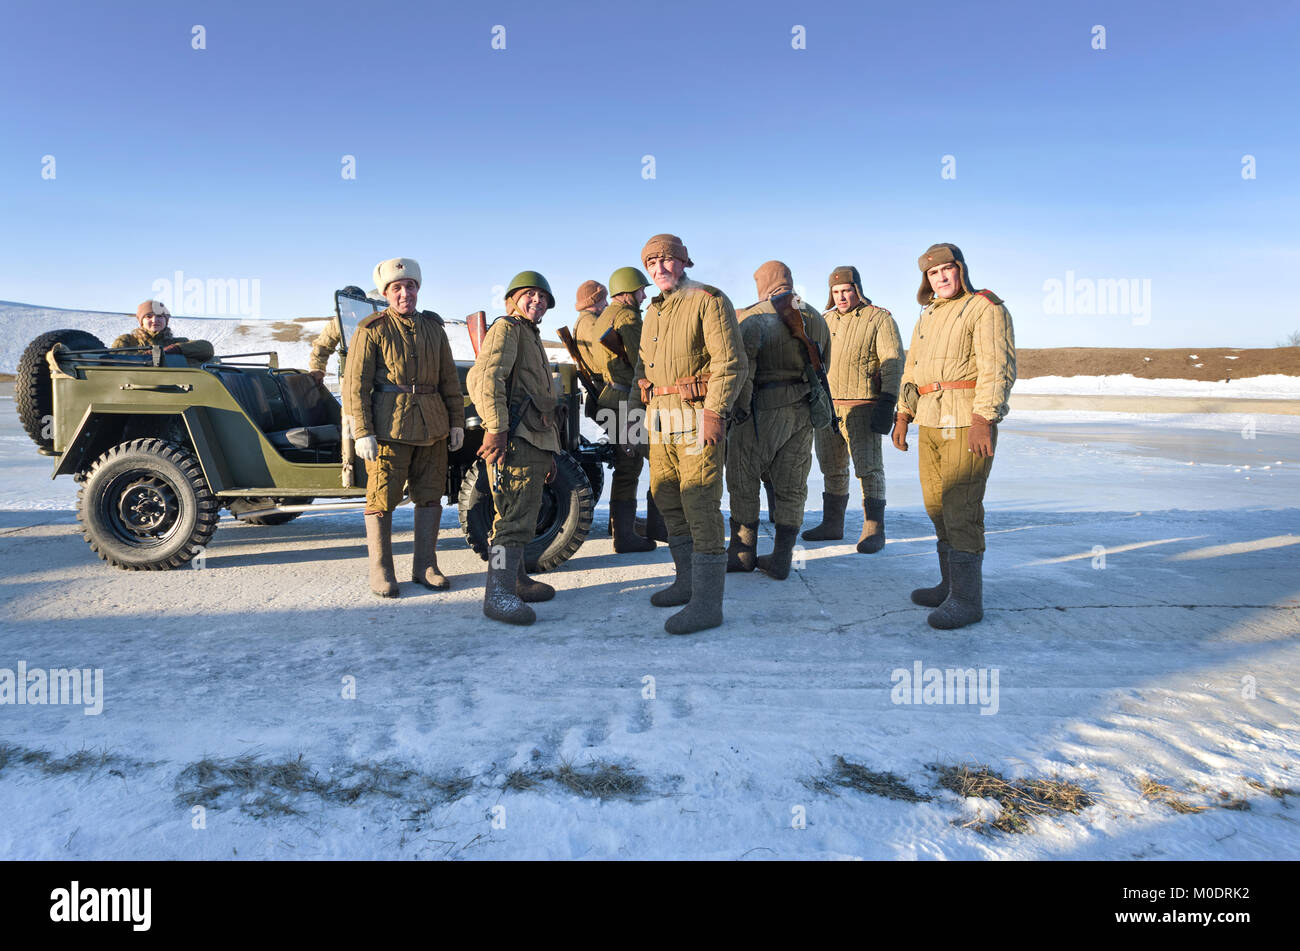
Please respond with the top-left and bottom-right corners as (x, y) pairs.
(449, 427), (464, 452)
(356, 435), (379, 461)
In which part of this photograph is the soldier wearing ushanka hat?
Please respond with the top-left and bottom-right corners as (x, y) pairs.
(345, 257), (465, 598)
(801, 265), (904, 554)
(892, 243), (1016, 629)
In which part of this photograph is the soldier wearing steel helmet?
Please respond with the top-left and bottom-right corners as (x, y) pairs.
(892, 243), (1016, 630)
(591, 266), (662, 553)
(344, 258), (466, 598)
(465, 270), (563, 626)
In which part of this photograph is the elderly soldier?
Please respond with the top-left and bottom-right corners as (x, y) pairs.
(727, 261), (829, 579)
(113, 300), (214, 365)
(307, 285), (368, 383)
(592, 266), (658, 553)
(346, 258), (465, 598)
(466, 271), (563, 626)
(802, 266), (904, 553)
(892, 243), (1016, 629)
(635, 234), (746, 635)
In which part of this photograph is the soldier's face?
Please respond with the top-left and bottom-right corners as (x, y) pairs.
(927, 262), (962, 299)
(139, 312), (168, 334)
(385, 279), (419, 314)
(593, 293), (608, 313)
(514, 288), (549, 322)
(647, 255), (686, 292)
(831, 284), (859, 312)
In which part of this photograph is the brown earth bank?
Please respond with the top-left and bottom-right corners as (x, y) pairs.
(1018, 347), (1300, 381)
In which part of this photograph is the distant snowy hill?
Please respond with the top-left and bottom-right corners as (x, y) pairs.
(3, 301), (567, 383)
(8, 301), (1293, 398)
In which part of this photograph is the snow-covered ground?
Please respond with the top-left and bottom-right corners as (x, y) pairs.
(1, 395), (1297, 860)
(1016, 374), (1300, 399)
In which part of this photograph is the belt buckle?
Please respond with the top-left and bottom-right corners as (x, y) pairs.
(932, 381), (944, 392)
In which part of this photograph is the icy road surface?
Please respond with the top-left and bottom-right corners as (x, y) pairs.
(0, 404), (1297, 860)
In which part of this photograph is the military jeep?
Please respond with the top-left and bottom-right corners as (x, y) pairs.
(15, 288), (615, 572)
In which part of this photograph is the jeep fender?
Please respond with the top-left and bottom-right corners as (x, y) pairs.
(53, 404), (230, 493)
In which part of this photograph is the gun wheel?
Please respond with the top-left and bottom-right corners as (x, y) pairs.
(457, 452), (594, 573)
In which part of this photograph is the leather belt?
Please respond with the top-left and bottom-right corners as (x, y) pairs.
(377, 383), (439, 395)
(917, 380), (975, 395)
(646, 373), (711, 400)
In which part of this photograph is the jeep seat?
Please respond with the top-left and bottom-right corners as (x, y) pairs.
(267, 425), (340, 450)
(276, 372), (336, 429)
(214, 367), (340, 455)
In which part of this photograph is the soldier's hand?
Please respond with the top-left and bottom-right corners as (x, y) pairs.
(449, 427), (465, 452)
(697, 408), (725, 447)
(891, 413), (911, 452)
(356, 435), (379, 461)
(308, 369), (326, 384)
(162, 343), (181, 354)
(968, 413), (996, 458)
(478, 430), (507, 466)
(545, 455), (557, 484)
(870, 394), (897, 436)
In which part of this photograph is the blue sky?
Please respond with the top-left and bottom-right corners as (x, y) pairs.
(2, 0), (1297, 348)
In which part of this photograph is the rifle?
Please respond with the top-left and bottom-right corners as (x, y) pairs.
(556, 325), (603, 398)
(770, 290), (837, 429)
(467, 311), (487, 357)
(599, 326), (633, 368)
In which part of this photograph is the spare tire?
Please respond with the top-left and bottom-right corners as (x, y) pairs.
(457, 452), (594, 573)
(16, 329), (106, 453)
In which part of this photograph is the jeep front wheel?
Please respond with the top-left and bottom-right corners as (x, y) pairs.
(78, 438), (220, 570)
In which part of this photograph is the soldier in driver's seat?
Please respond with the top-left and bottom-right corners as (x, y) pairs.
(112, 300), (214, 365)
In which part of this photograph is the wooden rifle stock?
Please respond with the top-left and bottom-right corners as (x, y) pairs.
(556, 325), (602, 396)
(771, 290), (837, 427)
(467, 311), (487, 357)
(771, 291), (824, 374)
(599, 326), (633, 367)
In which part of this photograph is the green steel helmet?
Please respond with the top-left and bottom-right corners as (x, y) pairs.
(608, 266), (651, 297)
(505, 270), (555, 309)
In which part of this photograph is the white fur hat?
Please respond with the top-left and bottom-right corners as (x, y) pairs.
(373, 257), (422, 294)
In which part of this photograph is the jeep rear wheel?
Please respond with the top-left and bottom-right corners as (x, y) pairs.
(16, 329), (105, 453)
(78, 438), (220, 570)
(457, 452), (594, 573)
